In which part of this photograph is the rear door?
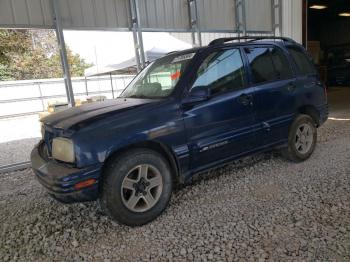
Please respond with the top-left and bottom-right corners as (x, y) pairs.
(244, 45), (296, 147)
(285, 45), (326, 109)
(182, 47), (257, 171)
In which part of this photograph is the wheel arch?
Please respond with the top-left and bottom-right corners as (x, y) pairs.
(99, 140), (180, 193)
(297, 105), (320, 127)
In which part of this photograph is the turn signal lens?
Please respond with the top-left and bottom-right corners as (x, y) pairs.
(74, 178), (96, 190)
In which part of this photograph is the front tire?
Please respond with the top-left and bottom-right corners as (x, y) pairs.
(100, 149), (173, 226)
(282, 114), (317, 162)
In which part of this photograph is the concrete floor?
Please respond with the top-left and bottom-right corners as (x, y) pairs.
(327, 87), (350, 119)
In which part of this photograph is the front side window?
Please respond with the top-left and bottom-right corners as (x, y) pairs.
(287, 46), (316, 76)
(246, 47), (293, 84)
(191, 49), (245, 95)
(121, 52), (195, 98)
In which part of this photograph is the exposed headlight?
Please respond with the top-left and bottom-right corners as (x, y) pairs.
(52, 137), (75, 163)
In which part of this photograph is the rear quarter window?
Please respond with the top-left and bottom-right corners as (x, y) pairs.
(287, 46), (316, 76)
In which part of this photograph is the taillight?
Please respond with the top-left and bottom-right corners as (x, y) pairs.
(324, 84), (328, 101)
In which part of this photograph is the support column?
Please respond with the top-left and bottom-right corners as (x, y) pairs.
(188, 0), (202, 46)
(51, 0), (75, 107)
(278, 0), (283, 36)
(130, 0), (146, 72)
(235, 0), (247, 38)
(272, 0), (283, 36)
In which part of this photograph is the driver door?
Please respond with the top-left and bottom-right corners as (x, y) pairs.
(182, 48), (258, 172)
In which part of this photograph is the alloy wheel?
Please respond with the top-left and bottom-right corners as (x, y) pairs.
(295, 123), (314, 154)
(121, 164), (163, 213)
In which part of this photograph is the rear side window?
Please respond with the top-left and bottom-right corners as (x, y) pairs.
(270, 47), (293, 79)
(192, 48), (245, 95)
(287, 46), (316, 76)
(246, 47), (293, 84)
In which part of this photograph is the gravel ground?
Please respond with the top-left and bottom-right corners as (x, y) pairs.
(1, 89), (349, 261)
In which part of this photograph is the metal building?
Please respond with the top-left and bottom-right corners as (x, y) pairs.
(0, 0), (303, 105)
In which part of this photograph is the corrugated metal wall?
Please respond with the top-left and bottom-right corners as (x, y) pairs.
(245, 0), (272, 32)
(0, 0), (303, 43)
(59, 0), (131, 29)
(0, 0), (132, 30)
(170, 32), (237, 46)
(282, 0), (302, 43)
(0, 0), (53, 28)
(196, 0), (236, 31)
(138, 0), (189, 30)
(0, 0), (281, 33)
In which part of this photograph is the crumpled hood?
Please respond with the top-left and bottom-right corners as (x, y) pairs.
(42, 98), (155, 131)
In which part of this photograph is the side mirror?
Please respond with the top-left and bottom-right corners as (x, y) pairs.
(182, 86), (210, 105)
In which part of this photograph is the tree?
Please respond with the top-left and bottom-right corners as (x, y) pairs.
(0, 29), (92, 80)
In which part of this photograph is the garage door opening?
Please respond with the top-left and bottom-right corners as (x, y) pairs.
(305, 0), (350, 120)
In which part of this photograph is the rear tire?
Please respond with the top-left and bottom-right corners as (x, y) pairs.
(100, 148), (173, 226)
(282, 114), (317, 162)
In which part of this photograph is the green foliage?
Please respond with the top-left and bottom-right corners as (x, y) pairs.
(0, 29), (92, 80)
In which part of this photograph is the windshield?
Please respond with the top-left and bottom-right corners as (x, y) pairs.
(120, 52), (195, 99)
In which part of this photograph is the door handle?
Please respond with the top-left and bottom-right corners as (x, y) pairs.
(238, 94), (253, 106)
(311, 81), (322, 86)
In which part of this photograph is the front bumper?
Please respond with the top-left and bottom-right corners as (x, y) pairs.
(31, 144), (102, 203)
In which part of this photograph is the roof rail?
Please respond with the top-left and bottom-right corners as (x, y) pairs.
(208, 36), (296, 46)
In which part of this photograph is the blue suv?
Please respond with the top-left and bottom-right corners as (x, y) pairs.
(31, 37), (328, 226)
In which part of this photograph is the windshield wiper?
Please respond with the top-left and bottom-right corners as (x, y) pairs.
(125, 94), (164, 99)
(125, 95), (150, 99)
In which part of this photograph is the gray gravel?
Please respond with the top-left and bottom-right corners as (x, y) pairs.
(1, 88), (350, 261)
(1, 118), (349, 261)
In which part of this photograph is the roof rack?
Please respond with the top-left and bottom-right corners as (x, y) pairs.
(208, 36), (296, 46)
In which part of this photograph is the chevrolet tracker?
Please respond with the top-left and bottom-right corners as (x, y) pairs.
(31, 37), (328, 226)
